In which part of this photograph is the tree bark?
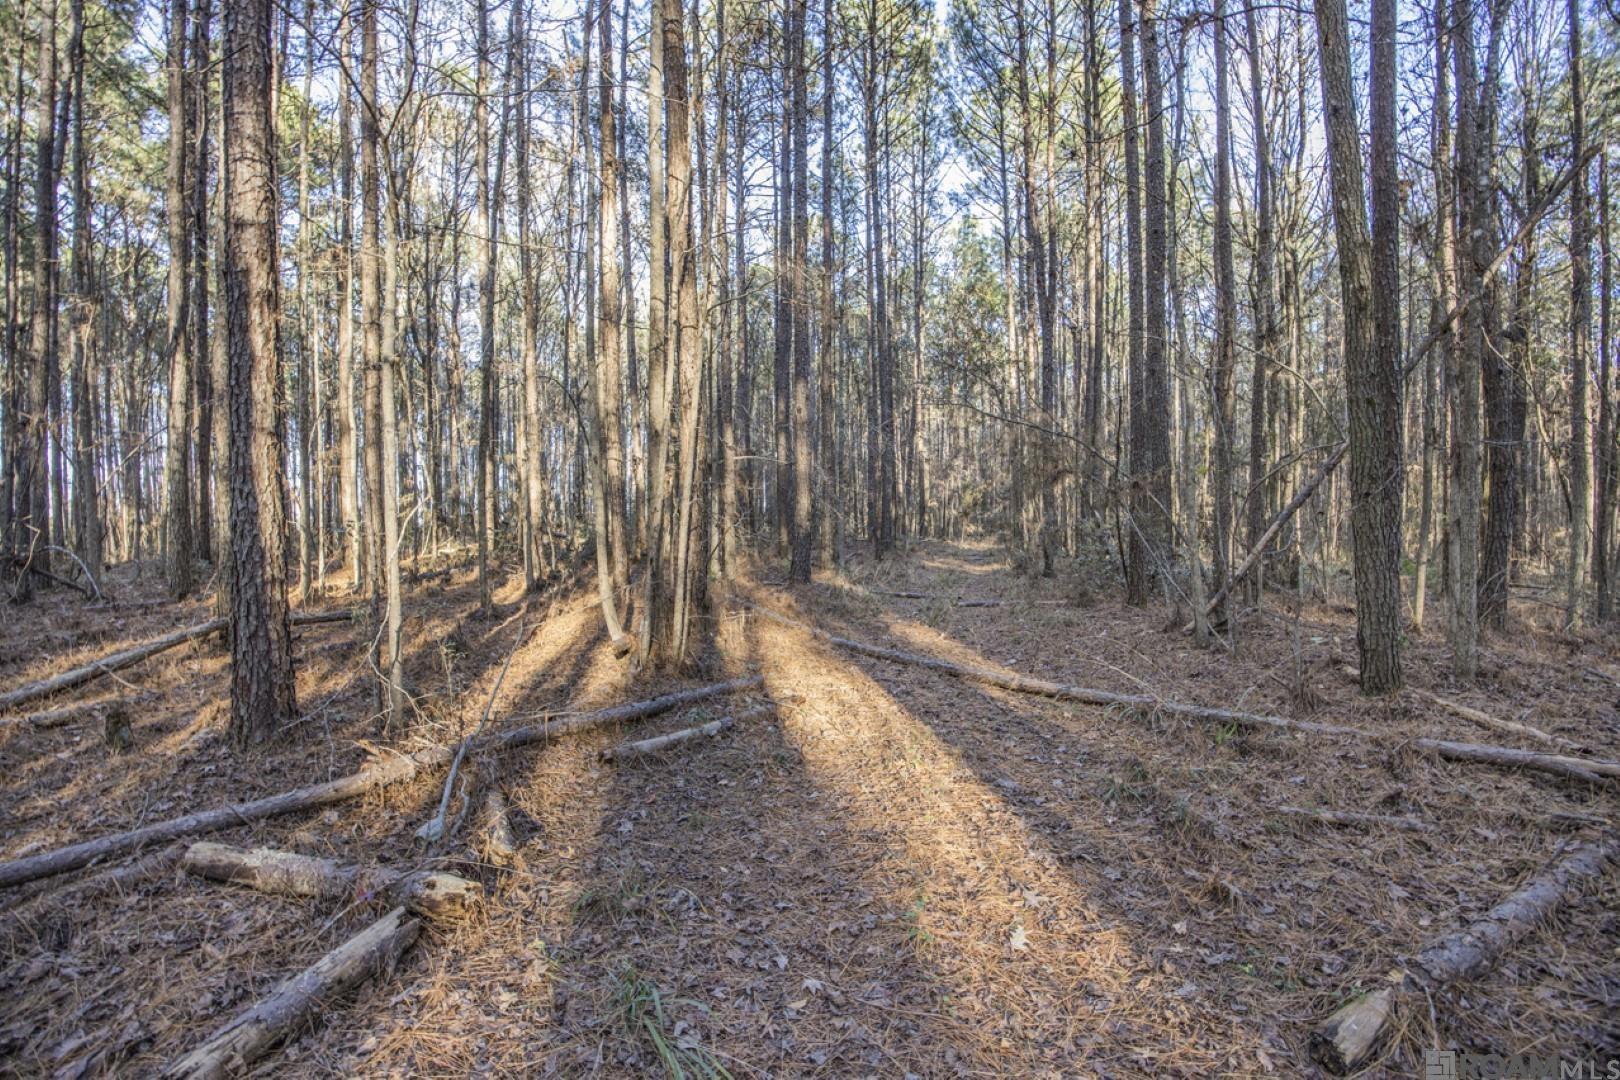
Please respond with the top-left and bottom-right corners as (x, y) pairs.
(221, 0), (296, 745)
(1315, 0), (1403, 692)
(1566, 0), (1591, 628)
(163, 0), (194, 599)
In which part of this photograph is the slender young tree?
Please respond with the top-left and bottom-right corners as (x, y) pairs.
(1566, 0), (1591, 628)
(164, 0), (194, 597)
(1210, 0), (1239, 630)
(1449, 0), (1485, 679)
(1117, 0), (1145, 603)
(788, 0), (813, 582)
(68, 0), (100, 586)
(1137, 0), (1171, 594)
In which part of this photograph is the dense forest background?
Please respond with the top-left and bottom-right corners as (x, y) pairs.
(1, 0), (1617, 728)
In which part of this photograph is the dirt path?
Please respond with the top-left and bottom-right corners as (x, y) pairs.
(1, 543), (1615, 1077)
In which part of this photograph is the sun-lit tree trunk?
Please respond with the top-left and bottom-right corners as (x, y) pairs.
(222, 0), (296, 743)
(1080, 0), (1103, 527)
(294, 0), (315, 598)
(514, 0), (541, 592)
(639, 0), (704, 667)
(597, 0), (630, 616)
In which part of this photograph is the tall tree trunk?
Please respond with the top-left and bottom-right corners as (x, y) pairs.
(788, 0), (812, 582)
(816, 0), (836, 564)
(1209, 0), (1238, 628)
(597, 0), (629, 624)
(1138, 0), (1171, 594)
(1243, 2), (1276, 602)
(772, 16), (792, 555)
(66, 0), (98, 586)
(515, 0), (543, 592)
(192, 0), (213, 566)
(1597, 153), (1615, 621)
(1449, 0), (1485, 679)
(473, 0), (496, 611)
(1364, 0), (1405, 690)
(639, 0), (703, 667)
(1566, 0), (1591, 628)
(1117, 0), (1145, 603)
(223, 0), (296, 743)
(336, 8), (360, 592)
(164, 0), (194, 597)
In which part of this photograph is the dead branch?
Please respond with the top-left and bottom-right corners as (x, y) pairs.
(4, 694), (152, 729)
(0, 610), (352, 713)
(601, 704), (775, 761)
(1310, 838), (1618, 1073)
(164, 906), (421, 1079)
(0, 675), (764, 891)
(0, 841), (184, 951)
(1412, 690), (1577, 750)
(180, 842), (482, 921)
(1196, 442), (1346, 626)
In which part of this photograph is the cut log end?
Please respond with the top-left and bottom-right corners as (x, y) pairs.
(394, 871), (484, 921)
(1309, 988), (1394, 1075)
(480, 790), (519, 868)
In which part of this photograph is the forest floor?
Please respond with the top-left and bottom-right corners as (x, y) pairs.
(0, 539), (1616, 1078)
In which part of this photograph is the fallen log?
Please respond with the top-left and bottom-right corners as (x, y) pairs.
(601, 704), (774, 762)
(0, 610), (353, 714)
(0, 675), (762, 891)
(746, 604), (1620, 789)
(747, 603), (1357, 736)
(180, 842), (481, 921)
(1412, 690), (1577, 751)
(1410, 737), (1619, 784)
(164, 905), (421, 1080)
(1275, 805), (1434, 833)
(3, 695), (151, 729)
(1309, 838), (1619, 1073)
(1415, 840), (1619, 983)
(0, 841), (184, 950)
(0, 619), (226, 713)
(0, 752), (428, 891)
